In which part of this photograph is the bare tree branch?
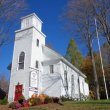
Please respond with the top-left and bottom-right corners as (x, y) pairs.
(0, 0), (26, 48)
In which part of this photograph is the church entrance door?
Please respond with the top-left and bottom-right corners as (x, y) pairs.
(14, 84), (23, 101)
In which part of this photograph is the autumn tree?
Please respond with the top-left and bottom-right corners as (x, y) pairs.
(81, 56), (95, 93)
(64, 0), (100, 99)
(0, 0), (26, 48)
(81, 43), (110, 99)
(65, 39), (83, 69)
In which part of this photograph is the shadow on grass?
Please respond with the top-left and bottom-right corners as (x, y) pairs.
(64, 100), (110, 105)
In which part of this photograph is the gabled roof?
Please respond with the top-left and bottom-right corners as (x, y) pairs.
(42, 45), (62, 59)
(42, 45), (86, 78)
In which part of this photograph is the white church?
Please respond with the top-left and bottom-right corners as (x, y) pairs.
(8, 13), (89, 102)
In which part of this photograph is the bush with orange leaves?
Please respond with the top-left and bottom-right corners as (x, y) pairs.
(31, 94), (49, 103)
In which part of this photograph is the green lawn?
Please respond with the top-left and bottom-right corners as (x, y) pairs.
(21, 100), (110, 110)
(1, 100), (110, 110)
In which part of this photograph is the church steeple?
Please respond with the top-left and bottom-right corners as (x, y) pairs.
(21, 13), (43, 32)
(8, 13), (46, 102)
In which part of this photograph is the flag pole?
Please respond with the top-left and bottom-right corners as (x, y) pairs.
(94, 17), (108, 99)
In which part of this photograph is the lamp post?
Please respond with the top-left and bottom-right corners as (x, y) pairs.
(94, 18), (108, 100)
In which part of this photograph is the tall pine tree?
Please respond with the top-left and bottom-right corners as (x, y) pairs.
(65, 39), (83, 69)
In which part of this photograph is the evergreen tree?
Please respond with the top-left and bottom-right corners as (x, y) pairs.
(65, 39), (83, 69)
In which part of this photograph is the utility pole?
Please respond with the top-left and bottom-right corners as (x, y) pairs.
(94, 18), (108, 100)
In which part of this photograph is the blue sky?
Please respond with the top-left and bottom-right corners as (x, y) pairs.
(0, 0), (106, 80)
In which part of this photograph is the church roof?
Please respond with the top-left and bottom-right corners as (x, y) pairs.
(42, 45), (86, 78)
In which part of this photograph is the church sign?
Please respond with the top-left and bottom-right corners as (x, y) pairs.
(30, 71), (38, 88)
(29, 87), (38, 92)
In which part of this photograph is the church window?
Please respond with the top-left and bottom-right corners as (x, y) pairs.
(50, 65), (54, 73)
(18, 52), (25, 70)
(37, 39), (39, 47)
(71, 75), (74, 92)
(64, 70), (68, 90)
(36, 61), (39, 68)
(82, 82), (85, 94)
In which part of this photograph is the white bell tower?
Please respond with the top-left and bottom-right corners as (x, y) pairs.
(8, 13), (46, 102)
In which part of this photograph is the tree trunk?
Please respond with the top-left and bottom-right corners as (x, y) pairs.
(90, 41), (100, 100)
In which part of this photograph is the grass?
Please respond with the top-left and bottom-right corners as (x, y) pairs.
(63, 100), (110, 110)
(0, 100), (110, 110)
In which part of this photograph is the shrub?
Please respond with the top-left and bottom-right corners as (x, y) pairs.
(52, 97), (59, 103)
(9, 101), (22, 109)
(44, 96), (53, 104)
(35, 98), (42, 105)
(28, 98), (36, 106)
(19, 95), (25, 100)
(9, 102), (17, 109)
(80, 93), (89, 101)
(31, 93), (38, 98)
(38, 94), (48, 103)
(15, 102), (22, 109)
(22, 100), (29, 107)
(89, 90), (95, 99)
(0, 97), (8, 105)
(18, 95), (25, 104)
(60, 96), (70, 102)
(28, 97), (42, 106)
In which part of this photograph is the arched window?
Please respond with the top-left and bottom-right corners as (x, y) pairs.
(18, 52), (25, 70)
(64, 70), (68, 90)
